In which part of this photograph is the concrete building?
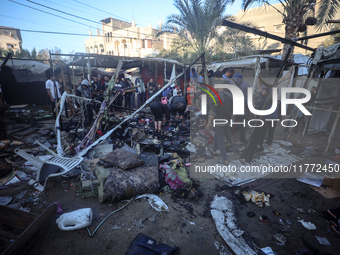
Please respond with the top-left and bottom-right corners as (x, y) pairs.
(85, 18), (176, 58)
(233, 3), (340, 55)
(0, 26), (22, 52)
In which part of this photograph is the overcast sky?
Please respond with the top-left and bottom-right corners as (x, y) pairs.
(1, 0), (278, 54)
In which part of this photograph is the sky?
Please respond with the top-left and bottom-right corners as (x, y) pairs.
(1, 0), (277, 54)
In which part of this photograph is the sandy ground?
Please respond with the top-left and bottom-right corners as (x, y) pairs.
(1, 117), (340, 255)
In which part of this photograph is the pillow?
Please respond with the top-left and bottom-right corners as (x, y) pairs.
(101, 148), (144, 170)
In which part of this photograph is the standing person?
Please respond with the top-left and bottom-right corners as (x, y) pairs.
(257, 87), (279, 147)
(128, 78), (136, 110)
(162, 82), (173, 99)
(135, 73), (146, 107)
(169, 91), (187, 123)
(198, 70), (204, 83)
(58, 77), (64, 95)
(232, 72), (250, 145)
(114, 78), (125, 111)
(173, 82), (180, 96)
(148, 81), (157, 101)
(222, 67), (236, 85)
(147, 78), (156, 100)
(205, 79), (233, 165)
(186, 82), (195, 106)
(150, 101), (170, 133)
(104, 76), (110, 89)
(124, 78), (132, 109)
(155, 83), (162, 102)
(76, 79), (93, 126)
(46, 74), (61, 119)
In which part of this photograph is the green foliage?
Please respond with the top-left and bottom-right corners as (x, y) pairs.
(0, 47), (70, 65)
(158, 0), (235, 54)
(321, 24), (340, 48)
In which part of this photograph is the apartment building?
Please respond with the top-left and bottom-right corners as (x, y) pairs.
(85, 18), (176, 58)
(0, 26), (22, 52)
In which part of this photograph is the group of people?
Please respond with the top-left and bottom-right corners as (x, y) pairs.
(148, 79), (189, 134)
(202, 67), (281, 164)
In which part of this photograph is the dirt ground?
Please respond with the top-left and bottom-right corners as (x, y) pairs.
(1, 113), (340, 255)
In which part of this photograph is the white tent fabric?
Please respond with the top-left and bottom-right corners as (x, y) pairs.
(207, 56), (270, 72)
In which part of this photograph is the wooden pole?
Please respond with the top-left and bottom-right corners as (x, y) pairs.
(71, 67), (75, 94)
(59, 62), (68, 118)
(302, 70), (323, 136)
(325, 106), (340, 153)
(49, 51), (59, 119)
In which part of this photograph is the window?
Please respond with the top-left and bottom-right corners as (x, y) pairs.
(275, 25), (283, 32)
(7, 44), (14, 49)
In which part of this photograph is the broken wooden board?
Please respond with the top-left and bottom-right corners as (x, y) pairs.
(0, 204), (56, 255)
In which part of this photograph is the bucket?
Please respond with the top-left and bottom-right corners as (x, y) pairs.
(56, 208), (92, 231)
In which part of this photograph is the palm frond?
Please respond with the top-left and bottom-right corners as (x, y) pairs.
(316, 0), (340, 31)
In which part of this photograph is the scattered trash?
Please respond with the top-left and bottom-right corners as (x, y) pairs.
(315, 235), (331, 246)
(182, 217), (195, 225)
(135, 194), (169, 212)
(297, 172), (324, 187)
(298, 219), (316, 230)
(214, 241), (233, 255)
(272, 210), (281, 216)
(301, 146), (316, 157)
(0, 196), (12, 206)
(247, 211), (255, 217)
(261, 247), (275, 255)
(259, 215), (269, 222)
(210, 195), (256, 255)
(273, 233), (286, 246)
(56, 208), (93, 231)
(125, 233), (179, 255)
(279, 219), (291, 228)
(242, 190), (270, 207)
(112, 223), (125, 230)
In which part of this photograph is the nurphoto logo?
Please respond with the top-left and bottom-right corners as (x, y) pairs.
(200, 83), (312, 128)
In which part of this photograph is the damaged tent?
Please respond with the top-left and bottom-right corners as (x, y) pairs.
(0, 59), (50, 105)
(304, 43), (340, 151)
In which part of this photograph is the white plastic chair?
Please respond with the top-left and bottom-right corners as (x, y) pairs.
(15, 142), (83, 191)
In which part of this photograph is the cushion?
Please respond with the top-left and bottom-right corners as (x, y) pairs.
(101, 148), (143, 170)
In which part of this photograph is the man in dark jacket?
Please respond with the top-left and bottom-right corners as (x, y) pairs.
(205, 79), (233, 165)
(150, 101), (170, 133)
(169, 91), (187, 122)
(232, 72), (250, 144)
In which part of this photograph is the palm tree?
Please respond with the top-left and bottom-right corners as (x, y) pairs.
(217, 17), (256, 58)
(242, 0), (340, 59)
(158, 0), (235, 56)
